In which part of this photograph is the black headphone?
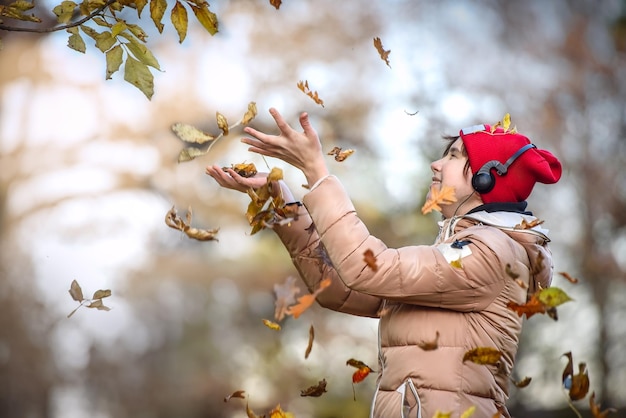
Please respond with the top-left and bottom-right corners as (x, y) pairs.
(471, 143), (536, 194)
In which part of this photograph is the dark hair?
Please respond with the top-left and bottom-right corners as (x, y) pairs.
(442, 135), (472, 175)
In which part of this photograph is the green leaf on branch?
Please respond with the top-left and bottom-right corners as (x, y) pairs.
(170, 1), (188, 43)
(67, 27), (86, 53)
(133, 0), (148, 17)
(126, 23), (148, 42)
(124, 55), (154, 99)
(189, 2), (218, 35)
(149, 0), (167, 33)
(53, 1), (77, 24)
(105, 44), (123, 79)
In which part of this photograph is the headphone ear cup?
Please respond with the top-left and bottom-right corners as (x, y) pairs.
(472, 171), (495, 193)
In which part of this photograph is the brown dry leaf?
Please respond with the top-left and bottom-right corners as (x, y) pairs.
(327, 146), (355, 162)
(246, 402), (260, 418)
(514, 218), (545, 230)
(224, 162), (258, 178)
(511, 376), (532, 388)
(68, 279), (84, 302)
(286, 278), (331, 319)
(589, 391), (617, 418)
(559, 271), (580, 284)
(262, 319), (281, 331)
(224, 390), (246, 402)
(171, 122), (216, 145)
(373, 36), (391, 67)
(300, 378), (327, 397)
(304, 324), (315, 359)
(462, 347), (502, 366)
(87, 299), (111, 311)
(417, 331), (440, 351)
(297, 80), (325, 107)
(569, 362), (590, 401)
(421, 185), (457, 214)
(269, 0), (281, 10)
(363, 249), (378, 272)
(165, 206), (219, 241)
(274, 276), (301, 321)
(505, 263), (520, 279)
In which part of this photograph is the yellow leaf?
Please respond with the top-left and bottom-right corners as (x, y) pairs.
(432, 411), (452, 418)
(126, 23), (148, 42)
(149, 0), (167, 32)
(134, 0), (147, 17)
(105, 45), (123, 79)
(172, 123), (215, 145)
(53, 1), (76, 24)
(92, 30), (116, 53)
(536, 287), (573, 308)
(170, 1), (188, 43)
(462, 347), (502, 365)
(450, 257), (463, 269)
(460, 406), (476, 418)
(120, 33), (161, 70)
(216, 112), (229, 135)
(297, 80), (325, 107)
(262, 319), (281, 331)
(189, 2), (218, 35)
(421, 185), (457, 214)
(111, 20), (127, 37)
(67, 28), (86, 53)
(124, 55), (154, 100)
(242, 101), (257, 125)
(502, 113), (511, 131)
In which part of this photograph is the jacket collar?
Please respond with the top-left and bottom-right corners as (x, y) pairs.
(467, 201), (532, 216)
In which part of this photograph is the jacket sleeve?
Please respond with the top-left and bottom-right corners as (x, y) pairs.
(272, 202), (383, 317)
(302, 176), (510, 312)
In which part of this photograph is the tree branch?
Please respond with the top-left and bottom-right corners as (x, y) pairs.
(0, 0), (117, 33)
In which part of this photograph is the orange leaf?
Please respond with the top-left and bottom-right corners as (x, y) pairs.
(327, 146), (354, 162)
(421, 185), (457, 214)
(514, 218), (544, 230)
(373, 36), (391, 67)
(506, 293), (547, 319)
(286, 278), (331, 319)
(363, 249), (378, 272)
(297, 80), (324, 107)
(269, 0), (281, 10)
(511, 376), (532, 388)
(569, 363), (590, 401)
(589, 391), (617, 418)
(417, 331), (440, 351)
(559, 271), (580, 284)
(346, 358), (373, 383)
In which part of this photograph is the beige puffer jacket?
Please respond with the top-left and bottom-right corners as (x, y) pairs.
(273, 176), (554, 418)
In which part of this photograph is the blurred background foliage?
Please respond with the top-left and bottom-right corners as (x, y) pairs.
(1, 0), (625, 417)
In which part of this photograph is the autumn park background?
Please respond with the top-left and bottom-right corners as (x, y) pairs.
(1, 0), (625, 417)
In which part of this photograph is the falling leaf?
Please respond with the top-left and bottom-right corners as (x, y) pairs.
(327, 146), (355, 162)
(589, 391), (617, 418)
(268, 404), (295, 418)
(246, 402), (259, 418)
(417, 331), (440, 351)
(300, 379), (327, 397)
(224, 390), (246, 402)
(536, 287), (573, 308)
(297, 80), (325, 107)
(514, 218), (545, 230)
(502, 113), (511, 131)
(559, 271), (580, 284)
(304, 324), (314, 359)
(68, 279), (84, 302)
(223, 162), (258, 178)
(262, 319), (281, 331)
(462, 347), (502, 366)
(507, 293), (548, 319)
(432, 411), (452, 418)
(286, 278), (331, 319)
(165, 206), (219, 241)
(515, 278), (528, 289)
(562, 351), (574, 387)
(172, 123), (216, 145)
(450, 257), (463, 269)
(505, 263), (520, 279)
(569, 362), (590, 401)
(346, 358), (373, 383)
(373, 36), (391, 67)
(421, 185), (457, 214)
(363, 249), (378, 272)
(241, 102), (258, 125)
(460, 406), (476, 418)
(511, 376), (532, 388)
(67, 280), (112, 318)
(269, 0), (281, 10)
(274, 276), (301, 321)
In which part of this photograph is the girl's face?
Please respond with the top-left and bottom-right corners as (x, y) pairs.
(429, 138), (483, 218)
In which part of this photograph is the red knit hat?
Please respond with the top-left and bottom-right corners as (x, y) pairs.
(459, 124), (562, 203)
